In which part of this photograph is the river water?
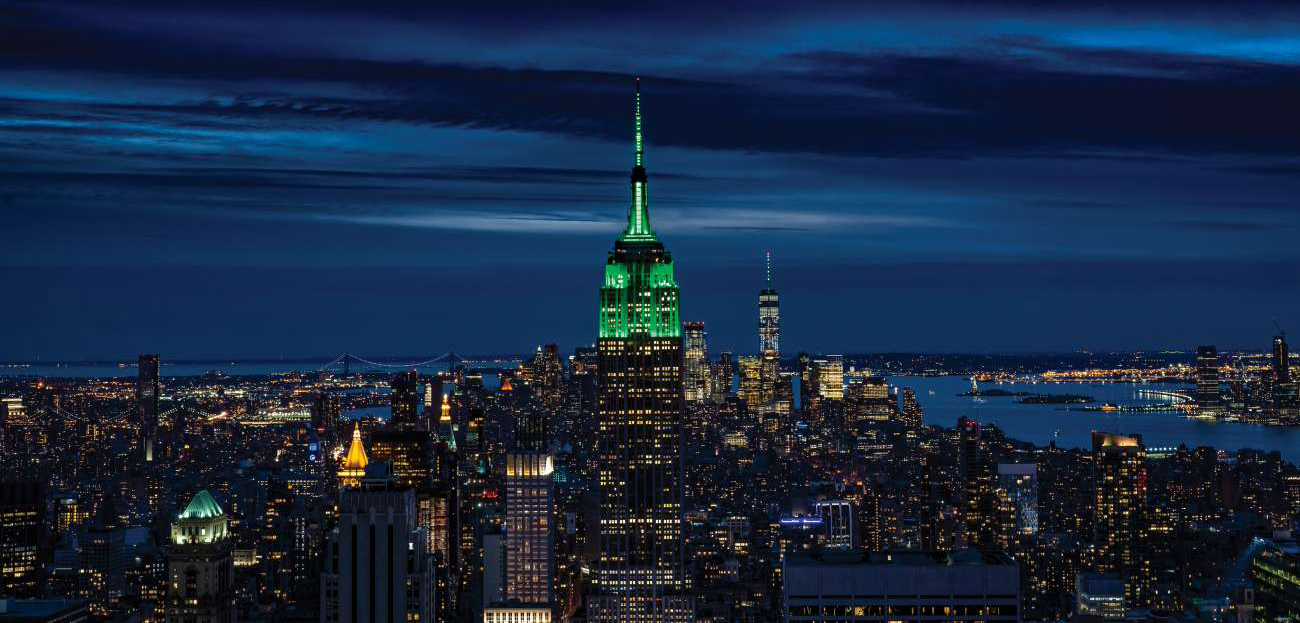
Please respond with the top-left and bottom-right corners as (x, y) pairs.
(888, 375), (1300, 462)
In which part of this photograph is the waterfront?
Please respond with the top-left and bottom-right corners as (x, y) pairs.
(891, 375), (1300, 462)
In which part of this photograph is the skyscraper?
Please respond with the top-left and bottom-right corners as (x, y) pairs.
(683, 322), (710, 403)
(137, 354), (160, 460)
(757, 253), (780, 415)
(167, 491), (234, 623)
(390, 370), (421, 429)
(338, 423), (369, 489)
(1195, 345), (1221, 414)
(1274, 334), (1291, 384)
(758, 251), (779, 356)
(503, 404), (553, 607)
(900, 387), (923, 429)
(995, 463), (1038, 547)
(813, 356), (845, 400)
(592, 80), (691, 622)
(0, 481), (46, 598)
(958, 417), (996, 550)
(320, 463), (435, 623)
(1091, 432), (1149, 607)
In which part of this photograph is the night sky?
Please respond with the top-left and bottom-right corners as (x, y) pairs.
(5, 1), (1300, 360)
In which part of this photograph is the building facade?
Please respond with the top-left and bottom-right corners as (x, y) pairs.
(592, 80), (691, 622)
(166, 490), (234, 623)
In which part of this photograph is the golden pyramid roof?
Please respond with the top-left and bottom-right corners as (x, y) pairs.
(342, 422), (369, 470)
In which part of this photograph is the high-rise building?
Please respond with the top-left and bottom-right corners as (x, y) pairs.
(1249, 538), (1299, 623)
(814, 356), (844, 400)
(958, 418), (996, 550)
(1274, 334), (1291, 384)
(312, 392), (342, 441)
(137, 354), (160, 460)
(737, 356), (763, 410)
(811, 500), (856, 550)
(900, 387), (923, 429)
(390, 370), (421, 429)
(320, 463), (434, 623)
(995, 463), (1038, 546)
(337, 423), (369, 489)
(710, 352), (734, 404)
(797, 353), (815, 410)
(0, 481), (46, 598)
(1195, 346), (1221, 413)
(592, 80), (691, 622)
(503, 405), (553, 607)
(759, 252), (779, 356)
(683, 322), (710, 403)
(82, 502), (126, 617)
(167, 491), (234, 623)
(1091, 432), (1149, 607)
(369, 430), (433, 490)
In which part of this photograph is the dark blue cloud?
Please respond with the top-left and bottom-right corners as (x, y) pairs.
(3, 0), (1300, 358)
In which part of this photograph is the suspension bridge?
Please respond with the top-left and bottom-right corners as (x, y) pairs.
(319, 352), (468, 374)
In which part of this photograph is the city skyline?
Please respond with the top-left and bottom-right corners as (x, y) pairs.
(6, 1), (1300, 359)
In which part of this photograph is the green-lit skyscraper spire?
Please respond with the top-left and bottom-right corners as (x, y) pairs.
(593, 79), (692, 622)
(621, 77), (657, 242)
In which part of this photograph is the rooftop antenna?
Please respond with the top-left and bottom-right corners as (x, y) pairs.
(765, 250), (772, 286)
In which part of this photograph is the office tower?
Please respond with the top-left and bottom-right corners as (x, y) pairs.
(710, 352), (734, 403)
(502, 402), (553, 606)
(900, 387), (923, 429)
(312, 392), (341, 441)
(759, 252), (779, 356)
(958, 417), (996, 550)
(422, 374), (444, 412)
(995, 463), (1038, 547)
(1195, 345), (1221, 413)
(1249, 538), (1299, 622)
(1273, 334), (1297, 412)
(82, 502), (126, 617)
(814, 356), (844, 400)
(167, 491), (234, 623)
(54, 494), (87, 537)
(737, 356), (763, 409)
(811, 500), (856, 549)
(1274, 334), (1291, 384)
(369, 429), (433, 491)
(797, 353), (814, 409)
(1091, 432), (1149, 607)
(683, 322), (710, 403)
(0, 481), (46, 598)
(137, 354), (160, 460)
(390, 370), (421, 429)
(337, 423), (369, 489)
(592, 80), (691, 622)
(783, 550), (1020, 622)
(320, 463), (435, 623)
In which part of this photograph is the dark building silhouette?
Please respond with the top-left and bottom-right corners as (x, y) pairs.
(0, 481), (46, 598)
(137, 354), (160, 460)
(390, 370), (421, 429)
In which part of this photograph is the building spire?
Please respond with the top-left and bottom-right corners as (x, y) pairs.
(765, 251), (772, 286)
(621, 77), (658, 242)
(635, 77), (643, 168)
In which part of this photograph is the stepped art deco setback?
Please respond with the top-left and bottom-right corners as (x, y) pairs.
(592, 80), (692, 623)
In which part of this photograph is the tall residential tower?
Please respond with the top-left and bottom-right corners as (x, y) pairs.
(592, 80), (691, 622)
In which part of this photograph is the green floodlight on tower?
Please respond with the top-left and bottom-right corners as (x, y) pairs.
(620, 77), (658, 243)
(600, 78), (680, 339)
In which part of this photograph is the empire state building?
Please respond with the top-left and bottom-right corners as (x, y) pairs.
(592, 79), (692, 622)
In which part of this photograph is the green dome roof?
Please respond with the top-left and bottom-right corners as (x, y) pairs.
(179, 490), (224, 519)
